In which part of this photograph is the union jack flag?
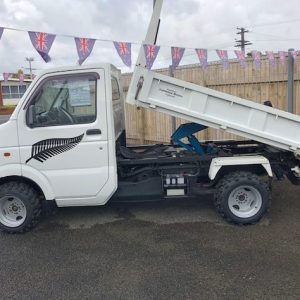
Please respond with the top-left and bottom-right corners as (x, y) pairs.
(234, 50), (246, 67)
(19, 73), (25, 84)
(113, 41), (132, 67)
(3, 72), (10, 82)
(143, 44), (160, 70)
(289, 50), (298, 64)
(0, 27), (3, 40)
(28, 31), (56, 62)
(75, 37), (96, 65)
(171, 47), (185, 69)
(252, 50), (261, 69)
(266, 51), (275, 67)
(195, 48), (208, 70)
(216, 49), (229, 69)
(278, 51), (286, 65)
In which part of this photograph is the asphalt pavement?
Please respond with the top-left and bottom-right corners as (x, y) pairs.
(0, 179), (299, 299)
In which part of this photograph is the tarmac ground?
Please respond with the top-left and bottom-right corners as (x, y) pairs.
(0, 179), (299, 299)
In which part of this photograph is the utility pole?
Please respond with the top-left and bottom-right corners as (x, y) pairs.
(235, 27), (252, 52)
(25, 57), (34, 79)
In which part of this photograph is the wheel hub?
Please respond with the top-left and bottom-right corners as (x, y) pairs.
(238, 194), (246, 202)
(0, 196), (27, 228)
(12, 205), (19, 212)
(228, 185), (262, 218)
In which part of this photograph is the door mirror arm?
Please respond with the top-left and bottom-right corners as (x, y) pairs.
(28, 105), (37, 127)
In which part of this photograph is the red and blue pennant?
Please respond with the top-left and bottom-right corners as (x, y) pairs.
(28, 31), (56, 63)
(195, 48), (208, 70)
(143, 44), (160, 70)
(74, 37), (96, 65)
(289, 50), (298, 64)
(234, 50), (246, 67)
(113, 41), (132, 67)
(278, 51), (286, 65)
(266, 51), (275, 67)
(19, 73), (25, 84)
(3, 72), (10, 82)
(252, 50), (261, 69)
(216, 50), (229, 69)
(171, 47), (185, 69)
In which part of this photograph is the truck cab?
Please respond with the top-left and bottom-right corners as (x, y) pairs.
(0, 64), (124, 219)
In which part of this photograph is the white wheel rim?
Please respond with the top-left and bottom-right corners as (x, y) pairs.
(228, 185), (262, 218)
(0, 196), (27, 227)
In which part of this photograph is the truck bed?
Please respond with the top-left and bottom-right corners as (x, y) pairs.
(126, 0), (300, 158)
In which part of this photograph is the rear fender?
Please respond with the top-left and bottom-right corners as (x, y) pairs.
(209, 156), (272, 180)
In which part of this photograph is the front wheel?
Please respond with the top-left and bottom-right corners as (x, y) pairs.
(214, 171), (271, 225)
(0, 182), (42, 233)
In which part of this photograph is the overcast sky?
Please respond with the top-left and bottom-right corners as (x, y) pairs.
(0, 0), (299, 74)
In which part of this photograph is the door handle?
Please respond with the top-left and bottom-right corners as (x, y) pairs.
(86, 129), (102, 135)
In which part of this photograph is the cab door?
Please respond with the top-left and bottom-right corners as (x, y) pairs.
(17, 70), (109, 200)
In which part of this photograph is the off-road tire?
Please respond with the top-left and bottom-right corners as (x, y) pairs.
(0, 181), (42, 233)
(214, 171), (271, 225)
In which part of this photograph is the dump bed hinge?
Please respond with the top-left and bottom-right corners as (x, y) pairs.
(171, 122), (216, 156)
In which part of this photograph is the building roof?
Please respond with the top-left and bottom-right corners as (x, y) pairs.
(0, 76), (32, 83)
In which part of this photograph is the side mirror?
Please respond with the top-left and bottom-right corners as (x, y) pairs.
(28, 105), (36, 126)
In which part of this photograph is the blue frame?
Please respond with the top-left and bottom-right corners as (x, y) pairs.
(171, 122), (214, 155)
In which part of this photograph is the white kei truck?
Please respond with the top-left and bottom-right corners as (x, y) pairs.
(1, 0), (300, 233)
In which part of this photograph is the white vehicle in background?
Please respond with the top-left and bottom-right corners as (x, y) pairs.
(0, 0), (300, 233)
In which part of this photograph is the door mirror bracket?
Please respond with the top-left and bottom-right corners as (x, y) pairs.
(28, 105), (37, 127)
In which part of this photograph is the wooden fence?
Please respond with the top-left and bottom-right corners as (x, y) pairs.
(122, 56), (300, 144)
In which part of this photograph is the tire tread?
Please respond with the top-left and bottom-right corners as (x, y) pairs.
(0, 181), (42, 233)
(214, 171), (271, 225)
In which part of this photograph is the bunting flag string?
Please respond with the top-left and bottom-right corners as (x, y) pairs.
(143, 44), (160, 70)
(252, 50), (261, 69)
(266, 51), (275, 67)
(290, 50), (297, 63)
(19, 73), (25, 83)
(195, 48), (208, 70)
(113, 41), (132, 67)
(279, 51), (286, 65)
(28, 31), (56, 62)
(0, 25), (299, 71)
(234, 50), (246, 67)
(171, 47), (185, 69)
(216, 49), (229, 69)
(3, 72), (11, 82)
(75, 37), (96, 65)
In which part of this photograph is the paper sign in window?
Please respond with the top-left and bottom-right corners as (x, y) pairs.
(68, 80), (92, 107)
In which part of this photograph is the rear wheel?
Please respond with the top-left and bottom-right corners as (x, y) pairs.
(0, 182), (42, 233)
(214, 171), (271, 224)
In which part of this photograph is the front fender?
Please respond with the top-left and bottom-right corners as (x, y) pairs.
(21, 164), (55, 200)
(0, 163), (22, 177)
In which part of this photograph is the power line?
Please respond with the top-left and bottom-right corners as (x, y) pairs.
(252, 39), (300, 42)
(251, 18), (300, 28)
(249, 31), (289, 40)
(235, 27), (252, 52)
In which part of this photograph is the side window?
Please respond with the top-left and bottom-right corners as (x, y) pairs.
(27, 74), (97, 127)
(111, 77), (120, 101)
